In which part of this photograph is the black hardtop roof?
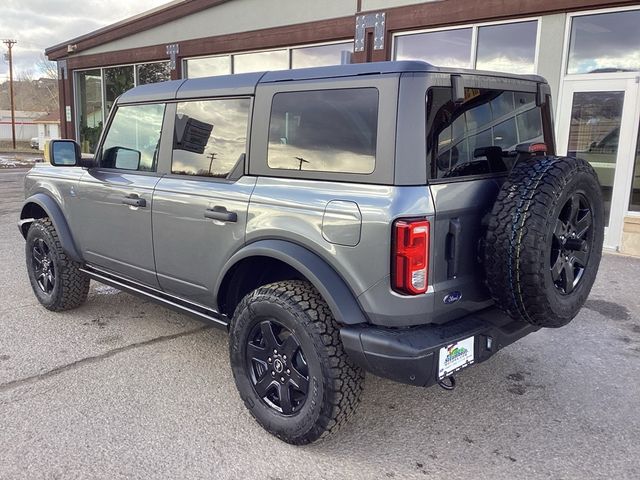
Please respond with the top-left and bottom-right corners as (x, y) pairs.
(117, 60), (546, 104)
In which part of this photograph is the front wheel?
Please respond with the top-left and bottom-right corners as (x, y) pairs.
(25, 218), (90, 311)
(229, 280), (364, 445)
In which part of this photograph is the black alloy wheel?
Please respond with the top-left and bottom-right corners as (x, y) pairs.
(32, 237), (56, 294)
(246, 319), (309, 415)
(550, 192), (593, 295)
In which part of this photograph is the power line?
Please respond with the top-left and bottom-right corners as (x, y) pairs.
(2, 39), (17, 150)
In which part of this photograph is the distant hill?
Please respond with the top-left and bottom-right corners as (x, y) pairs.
(0, 78), (58, 113)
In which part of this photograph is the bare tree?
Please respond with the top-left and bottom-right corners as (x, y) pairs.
(36, 54), (58, 80)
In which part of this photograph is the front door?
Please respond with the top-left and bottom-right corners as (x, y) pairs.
(556, 77), (640, 249)
(75, 103), (167, 288)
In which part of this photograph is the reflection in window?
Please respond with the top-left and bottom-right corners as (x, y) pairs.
(291, 42), (353, 68)
(171, 99), (250, 178)
(476, 21), (537, 74)
(567, 91), (625, 225)
(234, 50), (289, 74)
(268, 89), (378, 174)
(100, 104), (165, 171)
(185, 55), (231, 78)
(76, 70), (103, 154)
(568, 10), (640, 74)
(630, 126), (640, 212)
(395, 28), (472, 67)
(104, 66), (134, 115)
(136, 62), (171, 84)
(426, 87), (545, 179)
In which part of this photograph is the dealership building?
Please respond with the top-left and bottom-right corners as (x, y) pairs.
(46, 0), (640, 255)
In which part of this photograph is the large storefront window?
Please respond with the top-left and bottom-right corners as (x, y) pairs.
(291, 42), (353, 69)
(184, 55), (231, 79)
(104, 66), (134, 114)
(75, 62), (172, 153)
(567, 91), (625, 225)
(568, 10), (640, 74)
(136, 62), (171, 85)
(233, 50), (289, 74)
(76, 70), (103, 154)
(630, 126), (640, 212)
(184, 41), (353, 78)
(476, 21), (538, 74)
(395, 28), (472, 67)
(394, 20), (538, 73)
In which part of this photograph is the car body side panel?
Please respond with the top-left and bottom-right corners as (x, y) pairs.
(246, 177), (434, 299)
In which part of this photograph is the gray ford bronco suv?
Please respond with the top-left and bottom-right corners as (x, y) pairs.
(20, 61), (603, 445)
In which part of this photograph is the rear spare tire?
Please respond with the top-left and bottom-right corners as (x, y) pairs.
(484, 156), (604, 327)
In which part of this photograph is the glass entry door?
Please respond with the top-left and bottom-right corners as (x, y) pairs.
(557, 77), (640, 249)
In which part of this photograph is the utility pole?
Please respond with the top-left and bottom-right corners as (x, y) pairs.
(3, 39), (17, 150)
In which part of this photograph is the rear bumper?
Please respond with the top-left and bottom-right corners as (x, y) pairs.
(340, 307), (539, 388)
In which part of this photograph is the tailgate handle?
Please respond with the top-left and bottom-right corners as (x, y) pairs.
(446, 218), (461, 279)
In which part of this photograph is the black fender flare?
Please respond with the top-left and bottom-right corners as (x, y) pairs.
(19, 193), (83, 262)
(216, 239), (368, 325)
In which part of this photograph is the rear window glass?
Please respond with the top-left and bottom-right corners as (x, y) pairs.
(426, 87), (544, 179)
(267, 88), (378, 174)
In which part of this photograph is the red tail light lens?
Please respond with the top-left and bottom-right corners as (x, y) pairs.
(528, 143), (548, 154)
(392, 219), (430, 295)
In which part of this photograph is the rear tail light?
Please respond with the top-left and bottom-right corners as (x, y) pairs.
(392, 219), (430, 295)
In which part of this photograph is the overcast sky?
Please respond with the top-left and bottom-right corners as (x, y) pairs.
(0, 0), (171, 81)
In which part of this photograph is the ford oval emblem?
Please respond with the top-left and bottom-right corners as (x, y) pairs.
(443, 291), (462, 305)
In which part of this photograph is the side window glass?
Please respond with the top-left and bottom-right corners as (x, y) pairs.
(100, 104), (165, 171)
(172, 98), (250, 178)
(267, 88), (378, 175)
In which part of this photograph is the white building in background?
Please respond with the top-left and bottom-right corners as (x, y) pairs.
(0, 110), (44, 143)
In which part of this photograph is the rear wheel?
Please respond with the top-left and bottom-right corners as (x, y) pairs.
(25, 218), (90, 311)
(484, 156), (604, 327)
(229, 280), (364, 444)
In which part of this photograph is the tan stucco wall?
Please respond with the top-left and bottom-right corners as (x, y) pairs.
(78, 0), (358, 56)
(361, 0), (440, 11)
(621, 216), (640, 257)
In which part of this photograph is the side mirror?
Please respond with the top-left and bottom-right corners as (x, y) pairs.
(112, 147), (141, 170)
(46, 139), (81, 167)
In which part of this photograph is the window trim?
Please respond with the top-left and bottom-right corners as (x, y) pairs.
(167, 95), (253, 183)
(392, 16), (541, 74)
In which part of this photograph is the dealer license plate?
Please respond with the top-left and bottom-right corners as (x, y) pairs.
(438, 336), (475, 379)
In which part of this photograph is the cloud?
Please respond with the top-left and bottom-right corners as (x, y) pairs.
(0, 0), (170, 80)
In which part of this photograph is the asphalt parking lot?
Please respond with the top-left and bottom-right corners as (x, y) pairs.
(1, 168), (639, 479)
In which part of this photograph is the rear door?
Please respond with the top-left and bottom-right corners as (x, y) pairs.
(75, 102), (167, 288)
(426, 82), (550, 322)
(151, 97), (255, 307)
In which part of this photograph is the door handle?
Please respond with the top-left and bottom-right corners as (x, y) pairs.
(204, 206), (237, 223)
(122, 194), (146, 208)
(446, 218), (461, 279)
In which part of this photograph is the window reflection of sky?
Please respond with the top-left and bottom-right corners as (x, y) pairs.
(568, 10), (640, 74)
(267, 89), (378, 174)
(172, 99), (250, 177)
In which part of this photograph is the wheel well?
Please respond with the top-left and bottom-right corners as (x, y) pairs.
(19, 202), (48, 237)
(218, 256), (305, 318)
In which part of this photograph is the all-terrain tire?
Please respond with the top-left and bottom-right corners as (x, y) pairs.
(484, 156), (604, 327)
(25, 218), (90, 311)
(229, 280), (364, 445)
